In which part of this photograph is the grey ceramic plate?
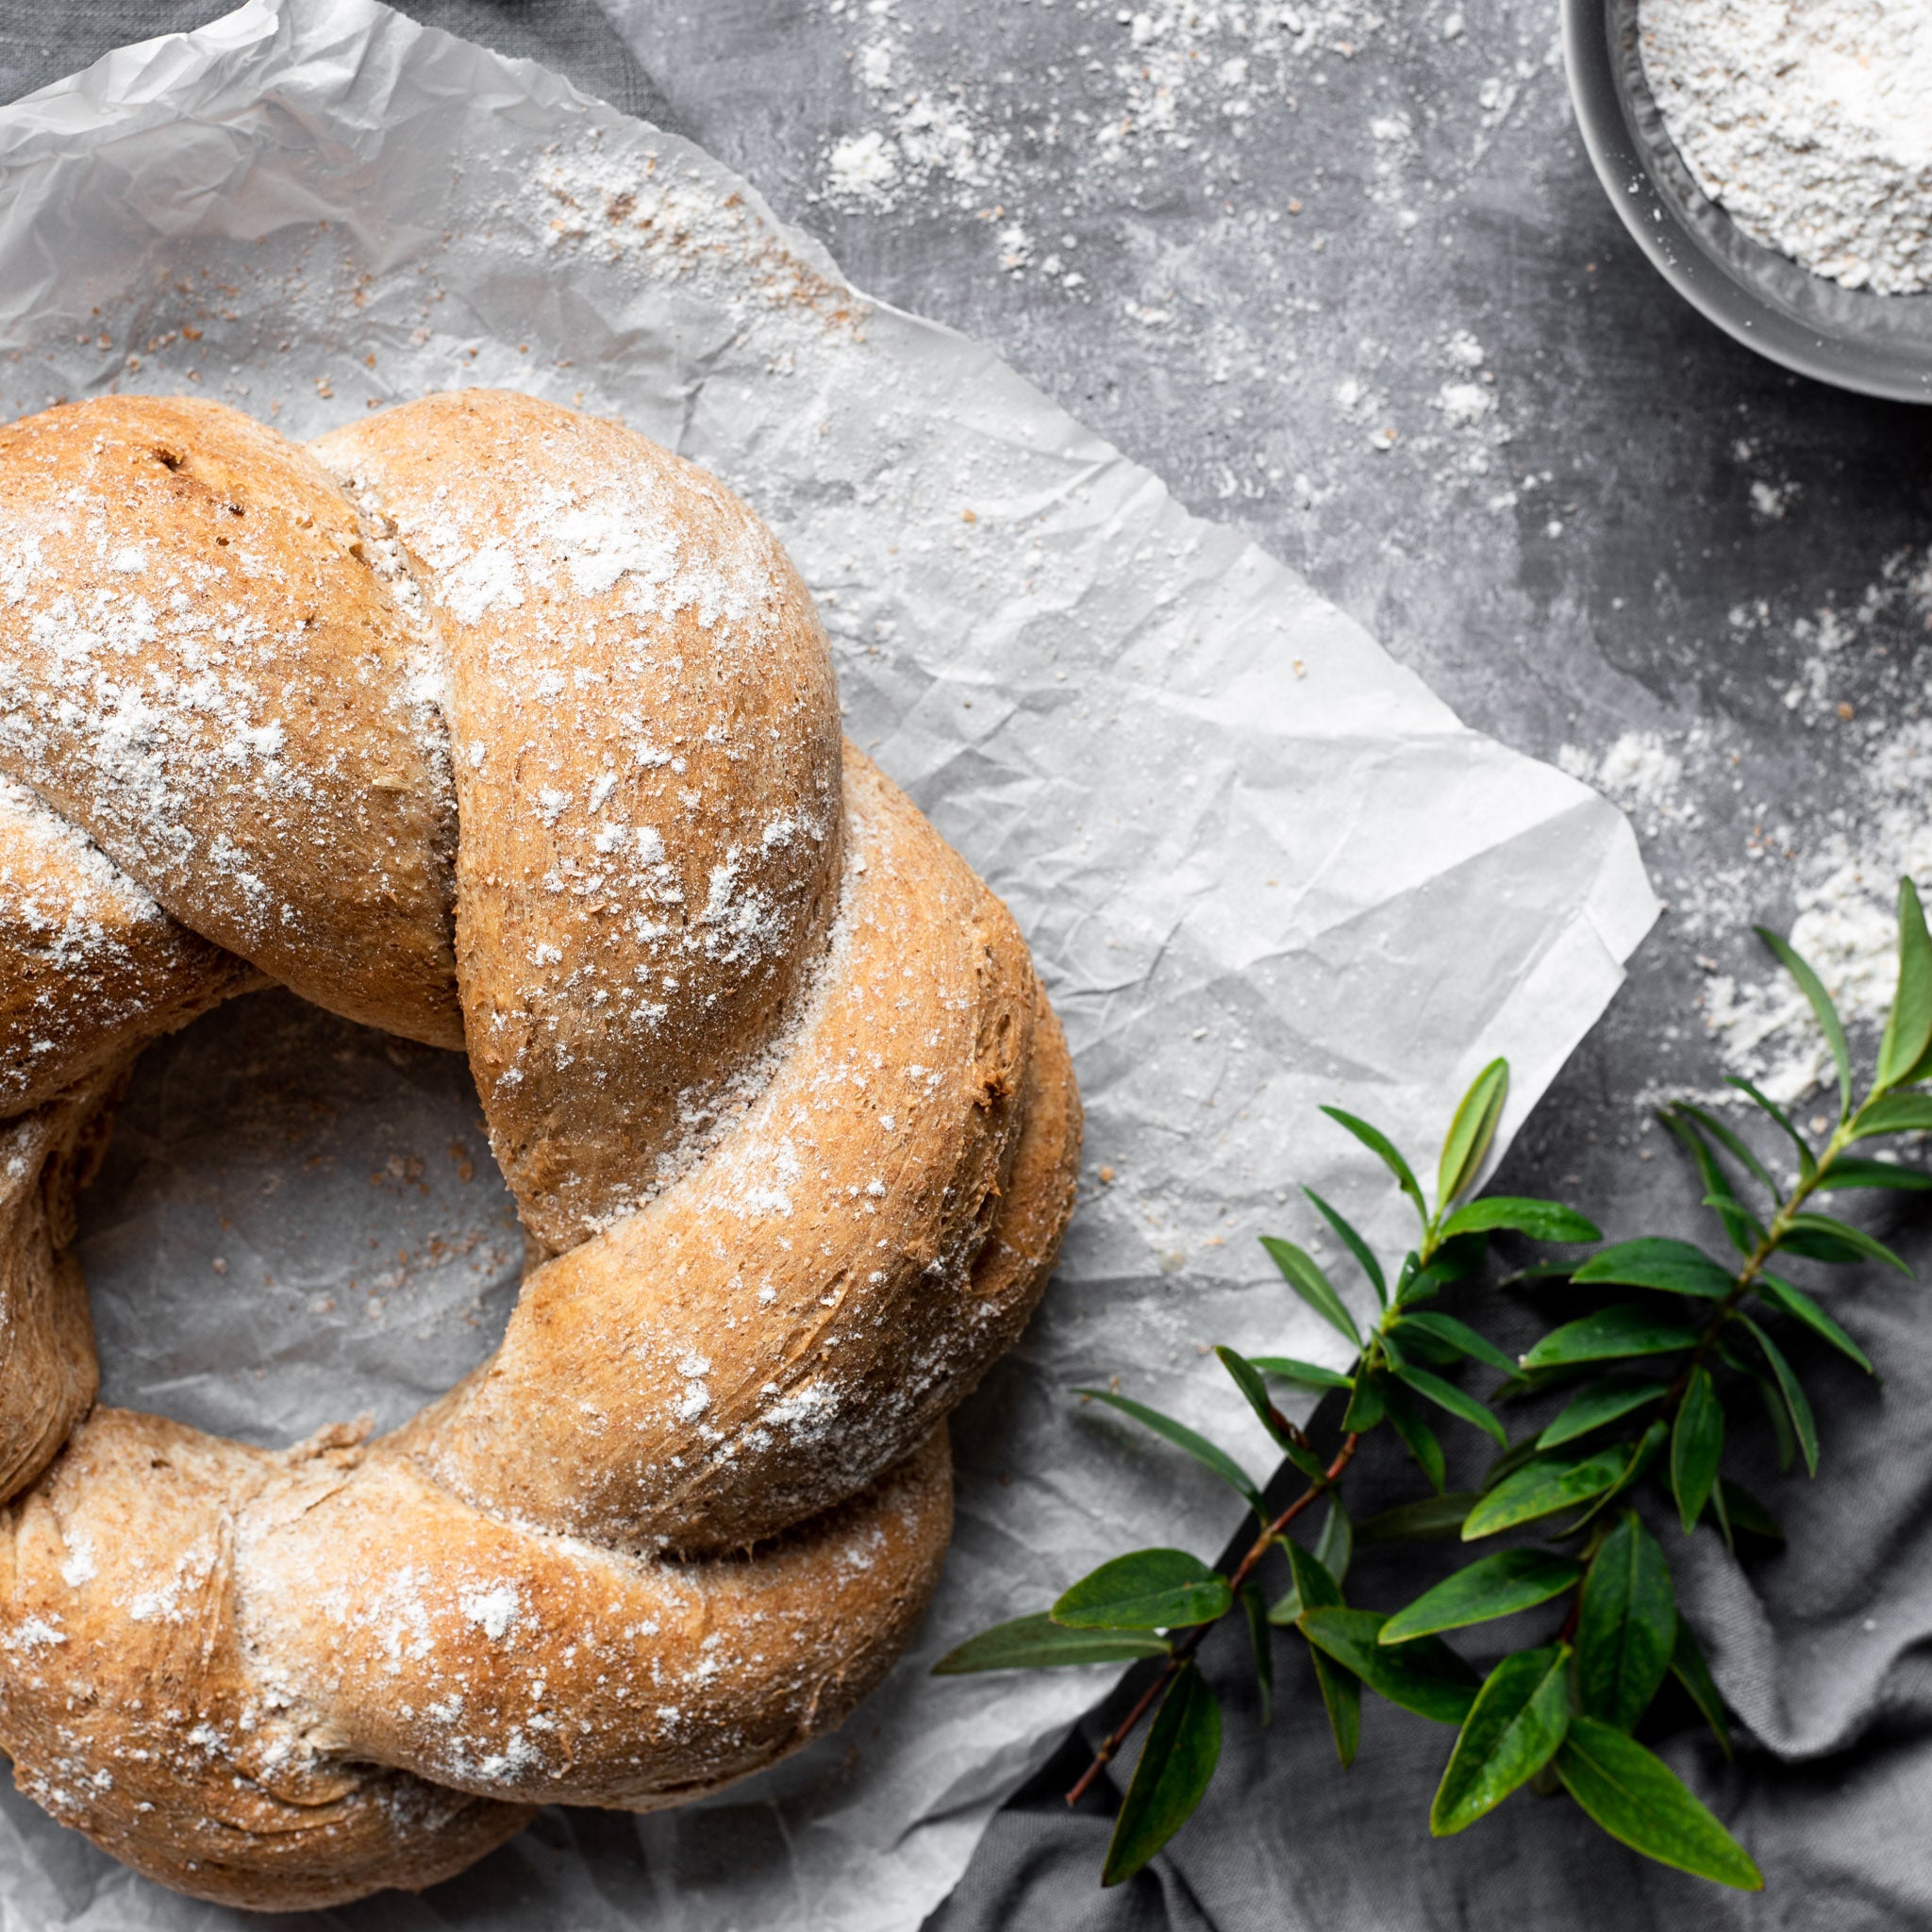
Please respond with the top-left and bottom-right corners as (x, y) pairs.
(1563, 0), (1932, 402)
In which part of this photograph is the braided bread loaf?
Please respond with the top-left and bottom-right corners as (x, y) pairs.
(0, 391), (1080, 1909)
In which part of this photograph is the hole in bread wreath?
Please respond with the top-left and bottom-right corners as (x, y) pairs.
(80, 989), (525, 1445)
(0, 390), (1081, 1911)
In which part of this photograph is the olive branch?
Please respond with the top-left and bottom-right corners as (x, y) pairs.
(937, 879), (1932, 1891)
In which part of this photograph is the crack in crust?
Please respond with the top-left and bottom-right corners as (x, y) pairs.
(0, 392), (1081, 1909)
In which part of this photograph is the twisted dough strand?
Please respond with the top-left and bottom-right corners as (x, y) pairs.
(0, 391), (1080, 1909)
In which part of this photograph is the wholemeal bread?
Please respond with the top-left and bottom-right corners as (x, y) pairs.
(0, 391), (1080, 1909)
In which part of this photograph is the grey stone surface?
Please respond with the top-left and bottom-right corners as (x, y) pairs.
(498, 13), (1932, 1923)
(5, 2), (1932, 1925)
(604, 0), (1928, 1200)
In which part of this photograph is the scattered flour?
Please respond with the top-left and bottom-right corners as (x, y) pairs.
(820, 0), (1007, 212)
(1640, 0), (1932, 294)
(529, 138), (868, 333)
(1558, 729), (1691, 840)
(1564, 546), (1932, 1107)
(809, 0), (1536, 505)
(818, 0), (1391, 221)
(1093, 1), (1389, 164)
(458, 1583), (521, 1641)
(825, 128), (901, 206)
(1704, 713), (1932, 1102)
(1435, 379), (1491, 427)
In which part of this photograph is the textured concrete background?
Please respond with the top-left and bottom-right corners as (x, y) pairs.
(594, 0), (1930, 1220)
(4, 3), (1931, 1925)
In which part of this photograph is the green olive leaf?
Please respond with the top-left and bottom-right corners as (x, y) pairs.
(1297, 1607), (1481, 1724)
(1575, 1511), (1675, 1731)
(1341, 1372), (1389, 1434)
(1519, 1305), (1700, 1370)
(1738, 1312), (1820, 1476)
(1214, 1345), (1301, 1456)
(1381, 1550), (1581, 1645)
(1778, 1212), (1913, 1276)
(1391, 1311), (1518, 1374)
(1561, 1421), (1668, 1538)
(1571, 1237), (1735, 1300)
(1755, 1273), (1874, 1374)
(1054, 1549), (1233, 1631)
(1462, 1445), (1628, 1540)
(1437, 1058), (1510, 1211)
(1386, 1355), (1508, 1448)
(1300, 1186), (1388, 1307)
(1556, 1717), (1763, 1890)
(1671, 1617), (1732, 1759)
(1852, 1092), (1932, 1138)
(1075, 1390), (1266, 1521)
(1268, 1534), (1343, 1628)
(1755, 924), (1851, 1123)
(1320, 1105), (1428, 1228)
(1240, 1580), (1273, 1727)
(1670, 1367), (1724, 1535)
(1307, 1633), (1361, 1768)
(1102, 1662), (1223, 1887)
(1312, 1499), (1353, 1588)
(1724, 1074), (1817, 1178)
(1538, 1373), (1671, 1450)
(1259, 1236), (1363, 1348)
(1353, 1492), (1480, 1545)
(932, 1612), (1172, 1674)
(1249, 1355), (1356, 1391)
(1436, 1196), (1602, 1243)
(1812, 1157), (1932, 1192)
(1382, 1379), (1448, 1491)
(1670, 1103), (1781, 1200)
(1875, 875), (1932, 1091)
(1430, 1643), (1573, 1835)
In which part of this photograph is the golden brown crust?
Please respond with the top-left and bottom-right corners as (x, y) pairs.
(0, 1074), (117, 1505)
(0, 780), (259, 1120)
(393, 747), (1077, 1554)
(313, 391), (845, 1252)
(0, 1410), (535, 1911)
(238, 1425), (953, 1810)
(0, 391), (1081, 1907)
(0, 397), (461, 1047)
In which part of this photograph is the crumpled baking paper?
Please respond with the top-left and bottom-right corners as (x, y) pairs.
(0, 3), (1657, 1925)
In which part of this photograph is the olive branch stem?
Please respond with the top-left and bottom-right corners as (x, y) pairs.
(1064, 1431), (1361, 1807)
(1674, 1119), (1851, 1395)
(1547, 1113), (1860, 1644)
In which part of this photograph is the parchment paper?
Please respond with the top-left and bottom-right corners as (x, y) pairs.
(0, 3), (1657, 1924)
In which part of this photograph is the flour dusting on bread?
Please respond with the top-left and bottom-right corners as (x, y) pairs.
(0, 391), (1079, 1911)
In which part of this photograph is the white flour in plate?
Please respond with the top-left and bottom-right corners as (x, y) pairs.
(1639, 0), (1932, 294)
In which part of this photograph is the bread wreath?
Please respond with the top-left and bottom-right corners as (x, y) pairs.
(0, 391), (1081, 1909)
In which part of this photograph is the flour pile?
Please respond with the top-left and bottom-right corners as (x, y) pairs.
(1640, 0), (1932, 294)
